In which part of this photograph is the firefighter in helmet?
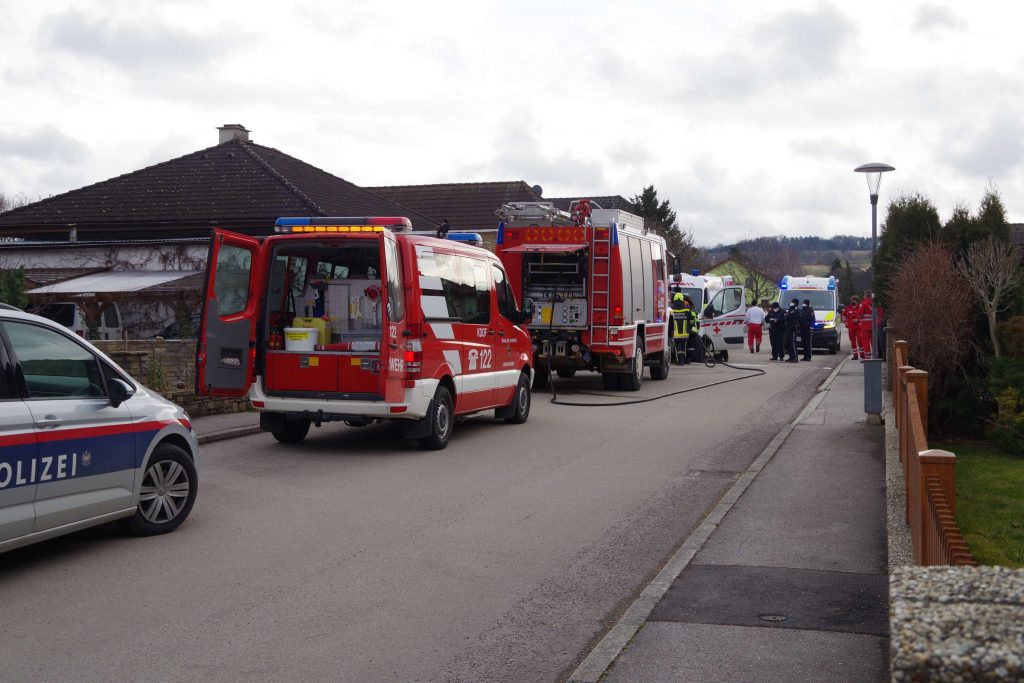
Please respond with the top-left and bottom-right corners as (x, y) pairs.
(670, 292), (697, 364)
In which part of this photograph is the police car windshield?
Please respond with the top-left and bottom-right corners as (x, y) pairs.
(783, 290), (835, 309)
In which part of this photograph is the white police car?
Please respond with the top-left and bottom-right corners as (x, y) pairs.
(0, 305), (198, 554)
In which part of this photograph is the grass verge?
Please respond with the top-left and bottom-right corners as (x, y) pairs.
(937, 440), (1024, 567)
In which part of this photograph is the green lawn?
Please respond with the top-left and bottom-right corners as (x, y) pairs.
(936, 440), (1024, 567)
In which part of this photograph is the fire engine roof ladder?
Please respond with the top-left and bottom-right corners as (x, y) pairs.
(591, 223), (612, 344)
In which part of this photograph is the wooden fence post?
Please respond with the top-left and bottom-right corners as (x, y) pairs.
(918, 449), (957, 565)
(906, 369), (928, 442)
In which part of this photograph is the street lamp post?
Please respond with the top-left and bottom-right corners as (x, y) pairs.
(854, 162), (894, 421)
(854, 163), (895, 358)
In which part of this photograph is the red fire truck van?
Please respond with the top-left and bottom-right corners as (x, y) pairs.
(494, 200), (671, 391)
(197, 217), (534, 450)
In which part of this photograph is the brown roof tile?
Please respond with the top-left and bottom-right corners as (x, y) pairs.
(366, 181), (543, 233)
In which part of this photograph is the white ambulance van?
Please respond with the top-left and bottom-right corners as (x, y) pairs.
(776, 275), (841, 354)
(669, 271), (747, 361)
(197, 216), (535, 450)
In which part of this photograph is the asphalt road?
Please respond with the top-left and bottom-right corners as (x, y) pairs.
(0, 354), (833, 682)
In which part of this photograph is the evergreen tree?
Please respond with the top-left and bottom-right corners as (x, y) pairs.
(628, 185), (699, 271)
(0, 267), (28, 309)
(873, 192), (942, 307)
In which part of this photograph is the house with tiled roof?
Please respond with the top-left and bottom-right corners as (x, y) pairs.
(0, 125), (433, 242)
(0, 125), (434, 335)
(365, 181), (544, 245)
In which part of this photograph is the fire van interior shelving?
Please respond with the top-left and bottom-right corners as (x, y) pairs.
(263, 240), (386, 396)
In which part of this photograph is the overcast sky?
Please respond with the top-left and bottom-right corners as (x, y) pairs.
(1, 0), (1021, 245)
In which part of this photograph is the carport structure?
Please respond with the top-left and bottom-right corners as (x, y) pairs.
(27, 270), (204, 337)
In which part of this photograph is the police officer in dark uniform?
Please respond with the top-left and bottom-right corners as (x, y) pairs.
(766, 301), (786, 360)
(784, 298), (800, 363)
(799, 298), (815, 361)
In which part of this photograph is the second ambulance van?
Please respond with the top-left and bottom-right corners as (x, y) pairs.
(197, 216), (535, 450)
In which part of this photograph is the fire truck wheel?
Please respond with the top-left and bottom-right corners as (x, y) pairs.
(555, 368), (576, 379)
(533, 366), (550, 389)
(418, 386), (454, 450)
(504, 372), (531, 424)
(601, 372), (621, 390)
(272, 418), (311, 444)
(620, 344), (644, 391)
(649, 346), (671, 380)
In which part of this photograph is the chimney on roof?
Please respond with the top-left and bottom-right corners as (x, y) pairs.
(218, 124), (250, 144)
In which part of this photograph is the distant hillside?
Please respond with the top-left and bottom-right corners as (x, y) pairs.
(706, 235), (873, 270)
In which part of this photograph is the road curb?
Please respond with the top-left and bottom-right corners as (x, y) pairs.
(568, 357), (846, 683)
(197, 425), (262, 445)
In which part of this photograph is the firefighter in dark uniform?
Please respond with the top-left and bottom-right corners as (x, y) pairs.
(669, 292), (697, 364)
(799, 298), (815, 361)
(784, 298), (800, 363)
(766, 301), (786, 360)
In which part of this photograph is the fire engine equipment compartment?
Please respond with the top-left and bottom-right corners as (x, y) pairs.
(263, 239), (387, 396)
(522, 248), (589, 328)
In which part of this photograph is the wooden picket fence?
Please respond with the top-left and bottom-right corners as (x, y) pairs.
(892, 340), (974, 566)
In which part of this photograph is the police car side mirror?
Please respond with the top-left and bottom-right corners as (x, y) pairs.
(108, 378), (135, 408)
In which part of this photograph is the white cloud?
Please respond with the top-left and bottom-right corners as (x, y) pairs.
(912, 3), (967, 34)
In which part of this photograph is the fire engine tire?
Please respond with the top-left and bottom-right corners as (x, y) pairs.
(504, 372), (531, 424)
(556, 368), (577, 379)
(649, 346), (671, 380)
(533, 366), (550, 390)
(272, 418), (311, 444)
(418, 386), (454, 450)
(621, 344), (644, 392)
(122, 443), (197, 536)
(601, 372), (621, 390)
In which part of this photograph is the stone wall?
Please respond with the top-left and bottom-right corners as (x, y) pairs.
(93, 339), (250, 417)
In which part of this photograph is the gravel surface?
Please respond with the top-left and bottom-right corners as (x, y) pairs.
(890, 566), (1024, 682)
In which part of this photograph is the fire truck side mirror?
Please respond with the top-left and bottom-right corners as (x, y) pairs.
(518, 298), (535, 325)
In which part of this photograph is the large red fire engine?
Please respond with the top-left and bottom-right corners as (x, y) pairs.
(494, 200), (671, 390)
(197, 216), (534, 450)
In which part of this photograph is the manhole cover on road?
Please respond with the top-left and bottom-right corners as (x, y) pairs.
(759, 614), (789, 622)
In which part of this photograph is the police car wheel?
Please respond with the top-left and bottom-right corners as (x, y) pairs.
(418, 386), (453, 450)
(505, 372), (531, 424)
(124, 443), (197, 536)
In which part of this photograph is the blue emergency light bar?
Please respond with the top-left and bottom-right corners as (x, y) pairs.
(447, 232), (484, 246)
(828, 276), (837, 290)
(496, 222), (505, 244)
(779, 275), (790, 290)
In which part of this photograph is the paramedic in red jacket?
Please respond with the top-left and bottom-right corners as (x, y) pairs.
(857, 291), (875, 360)
(844, 294), (861, 359)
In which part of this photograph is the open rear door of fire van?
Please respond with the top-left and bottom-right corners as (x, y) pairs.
(197, 229), (264, 397)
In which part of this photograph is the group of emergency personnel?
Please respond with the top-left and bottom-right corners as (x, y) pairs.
(841, 291), (881, 360)
(669, 289), (884, 366)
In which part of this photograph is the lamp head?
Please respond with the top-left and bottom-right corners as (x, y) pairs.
(854, 162), (895, 196)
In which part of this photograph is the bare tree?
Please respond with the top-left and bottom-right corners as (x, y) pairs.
(889, 243), (975, 396)
(955, 236), (1023, 357)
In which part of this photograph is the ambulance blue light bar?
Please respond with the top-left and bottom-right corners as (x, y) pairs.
(828, 276), (837, 290)
(780, 275), (790, 290)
